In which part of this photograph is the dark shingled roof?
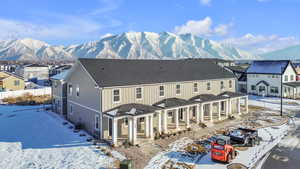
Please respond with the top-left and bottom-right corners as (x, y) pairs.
(247, 60), (293, 75)
(153, 98), (197, 109)
(79, 58), (235, 87)
(218, 91), (247, 98)
(225, 66), (248, 73)
(103, 103), (160, 117)
(189, 94), (228, 103)
(283, 82), (300, 88)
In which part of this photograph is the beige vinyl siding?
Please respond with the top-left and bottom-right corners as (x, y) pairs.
(102, 78), (235, 112)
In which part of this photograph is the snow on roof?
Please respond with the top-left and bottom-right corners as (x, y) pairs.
(126, 108), (137, 115)
(107, 109), (118, 116)
(247, 60), (290, 74)
(51, 70), (70, 80)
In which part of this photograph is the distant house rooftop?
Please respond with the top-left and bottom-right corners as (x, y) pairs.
(51, 70), (70, 80)
(247, 60), (292, 75)
(78, 58), (235, 88)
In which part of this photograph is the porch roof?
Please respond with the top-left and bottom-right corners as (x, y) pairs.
(189, 94), (228, 103)
(103, 103), (160, 117)
(152, 98), (197, 109)
(256, 80), (270, 86)
(283, 82), (300, 88)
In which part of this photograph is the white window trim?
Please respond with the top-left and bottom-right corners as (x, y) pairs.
(135, 87), (143, 100)
(76, 84), (80, 97)
(112, 88), (121, 104)
(176, 84), (181, 95)
(95, 114), (100, 130)
(207, 82), (211, 91)
(229, 80), (232, 89)
(159, 85), (165, 97)
(193, 83), (199, 93)
(220, 81), (225, 90)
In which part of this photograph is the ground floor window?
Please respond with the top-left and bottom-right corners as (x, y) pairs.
(251, 85), (256, 90)
(270, 86), (279, 94)
(95, 115), (100, 130)
(259, 86), (266, 92)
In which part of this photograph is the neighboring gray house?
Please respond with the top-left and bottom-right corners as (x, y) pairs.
(247, 60), (300, 99)
(64, 58), (248, 146)
(51, 70), (69, 117)
(16, 64), (49, 82)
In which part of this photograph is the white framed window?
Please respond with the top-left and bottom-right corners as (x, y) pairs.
(270, 86), (279, 94)
(229, 80), (232, 88)
(220, 81), (224, 90)
(284, 75), (288, 81)
(251, 85), (256, 90)
(193, 83), (198, 93)
(207, 82), (211, 91)
(291, 75), (294, 81)
(176, 84), (181, 95)
(68, 84), (73, 95)
(95, 114), (100, 130)
(159, 85), (165, 97)
(135, 87), (142, 100)
(76, 84), (80, 97)
(14, 80), (20, 86)
(113, 89), (120, 103)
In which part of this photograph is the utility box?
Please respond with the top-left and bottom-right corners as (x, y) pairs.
(120, 160), (133, 169)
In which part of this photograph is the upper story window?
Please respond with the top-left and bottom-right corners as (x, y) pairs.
(136, 87), (142, 100)
(14, 80), (20, 86)
(176, 84), (181, 95)
(76, 85), (80, 97)
(159, 86), (164, 97)
(284, 75), (288, 82)
(220, 81), (224, 90)
(193, 83), (198, 93)
(229, 80), (232, 88)
(291, 75), (294, 81)
(68, 84), (73, 95)
(207, 82), (211, 90)
(113, 89), (120, 103)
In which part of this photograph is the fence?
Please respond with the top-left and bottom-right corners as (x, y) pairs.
(0, 87), (51, 100)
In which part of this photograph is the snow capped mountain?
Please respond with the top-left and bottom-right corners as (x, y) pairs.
(0, 38), (73, 61)
(261, 44), (300, 60)
(0, 32), (259, 61)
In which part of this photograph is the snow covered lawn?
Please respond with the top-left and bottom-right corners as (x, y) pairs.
(0, 105), (123, 169)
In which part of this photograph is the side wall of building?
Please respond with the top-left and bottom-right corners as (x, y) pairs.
(66, 63), (102, 137)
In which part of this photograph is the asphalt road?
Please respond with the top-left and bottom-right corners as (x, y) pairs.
(262, 114), (300, 169)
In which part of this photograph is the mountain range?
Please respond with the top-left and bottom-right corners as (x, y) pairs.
(262, 44), (300, 60)
(0, 32), (268, 61)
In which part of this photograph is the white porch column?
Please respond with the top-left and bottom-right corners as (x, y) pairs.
(245, 97), (249, 114)
(112, 118), (118, 146)
(218, 101), (221, 120)
(145, 115), (150, 137)
(209, 103), (213, 122)
(186, 107), (190, 128)
(149, 114), (154, 139)
(196, 104), (200, 124)
(200, 104), (204, 122)
(162, 110), (168, 133)
(128, 117), (133, 143)
(237, 98), (241, 115)
(228, 99), (232, 115)
(157, 111), (162, 134)
(175, 108), (179, 130)
(132, 117), (137, 145)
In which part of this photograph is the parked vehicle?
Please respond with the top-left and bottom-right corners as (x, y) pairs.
(211, 135), (237, 163)
(228, 128), (260, 147)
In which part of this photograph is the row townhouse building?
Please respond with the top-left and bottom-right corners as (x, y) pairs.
(52, 58), (248, 146)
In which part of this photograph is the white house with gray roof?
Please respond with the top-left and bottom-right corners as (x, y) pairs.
(63, 58), (248, 146)
(247, 60), (300, 99)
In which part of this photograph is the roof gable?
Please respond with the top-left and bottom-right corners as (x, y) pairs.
(79, 58), (235, 88)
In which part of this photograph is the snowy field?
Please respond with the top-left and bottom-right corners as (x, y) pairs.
(0, 105), (124, 169)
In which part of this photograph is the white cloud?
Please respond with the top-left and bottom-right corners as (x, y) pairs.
(200, 0), (211, 6)
(174, 17), (232, 37)
(222, 34), (300, 54)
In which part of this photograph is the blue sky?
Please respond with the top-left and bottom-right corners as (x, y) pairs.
(0, 0), (299, 53)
